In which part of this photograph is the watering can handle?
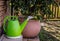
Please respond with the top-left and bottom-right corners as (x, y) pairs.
(3, 16), (18, 32)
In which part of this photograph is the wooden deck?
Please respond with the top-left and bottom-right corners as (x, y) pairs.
(47, 19), (60, 21)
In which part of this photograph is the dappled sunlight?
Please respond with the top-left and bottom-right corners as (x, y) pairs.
(42, 21), (60, 41)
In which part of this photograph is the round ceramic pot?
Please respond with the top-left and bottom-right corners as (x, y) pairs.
(22, 20), (41, 38)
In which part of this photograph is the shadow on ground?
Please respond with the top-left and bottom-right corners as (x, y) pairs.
(39, 27), (60, 41)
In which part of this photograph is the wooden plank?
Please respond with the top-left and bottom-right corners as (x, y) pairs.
(47, 19), (60, 21)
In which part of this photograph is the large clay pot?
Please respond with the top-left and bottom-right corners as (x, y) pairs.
(22, 20), (41, 38)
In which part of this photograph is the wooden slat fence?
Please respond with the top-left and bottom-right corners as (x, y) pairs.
(46, 2), (60, 20)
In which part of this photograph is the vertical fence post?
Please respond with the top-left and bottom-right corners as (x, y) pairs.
(47, 2), (60, 19)
(57, 2), (60, 18)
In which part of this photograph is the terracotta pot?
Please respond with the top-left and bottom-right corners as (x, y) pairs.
(22, 20), (41, 38)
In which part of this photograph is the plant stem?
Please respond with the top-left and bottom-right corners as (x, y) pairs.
(11, 0), (14, 19)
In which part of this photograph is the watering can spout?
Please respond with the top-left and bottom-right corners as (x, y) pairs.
(20, 16), (33, 33)
(3, 16), (33, 37)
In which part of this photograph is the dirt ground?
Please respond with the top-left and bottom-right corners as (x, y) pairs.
(39, 21), (60, 41)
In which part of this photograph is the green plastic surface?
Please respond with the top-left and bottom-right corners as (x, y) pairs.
(3, 16), (28, 37)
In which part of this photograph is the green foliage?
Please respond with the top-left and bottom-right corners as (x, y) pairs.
(10, 0), (57, 20)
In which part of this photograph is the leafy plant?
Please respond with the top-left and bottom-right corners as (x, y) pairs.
(10, 0), (57, 20)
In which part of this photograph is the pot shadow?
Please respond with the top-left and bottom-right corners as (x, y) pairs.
(39, 27), (60, 41)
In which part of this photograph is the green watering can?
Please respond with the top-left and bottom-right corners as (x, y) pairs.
(3, 16), (33, 38)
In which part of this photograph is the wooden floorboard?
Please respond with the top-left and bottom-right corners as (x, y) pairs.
(47, 19), (60, 21)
